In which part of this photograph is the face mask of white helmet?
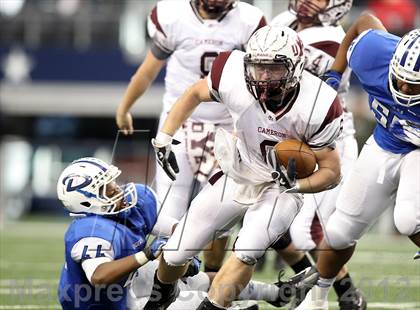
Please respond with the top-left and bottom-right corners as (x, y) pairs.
(57, 157), (137, 216)
(244, 25), (306, 115)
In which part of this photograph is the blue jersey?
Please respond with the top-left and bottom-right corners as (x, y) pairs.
(348, 29), (420, 154)
(58, 184), (157, 310)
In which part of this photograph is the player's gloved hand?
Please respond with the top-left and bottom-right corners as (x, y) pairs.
(144, 237), (168, 261)
(266, 149), (299, 193)
(183, 256), (202, 278)
(134, 237), (168, 266)
(391, 119), (420, 147)
(321, 70), (342, 91)
(151, 132), (180, 181)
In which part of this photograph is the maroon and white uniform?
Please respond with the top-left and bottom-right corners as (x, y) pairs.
(148, 0), (266, 223)
(271, 11), (358, 250)
(162, 50), (343, 266)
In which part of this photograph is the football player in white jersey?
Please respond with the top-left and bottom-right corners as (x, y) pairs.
(145, 25), (343, 309)
(270, 1), (366, 309)
(116, 0), (266, 274)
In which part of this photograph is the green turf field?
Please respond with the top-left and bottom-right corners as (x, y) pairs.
(0, 217), (419, 309)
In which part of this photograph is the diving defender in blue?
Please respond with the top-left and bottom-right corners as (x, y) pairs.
(296, 15), (420, 310)
(57, 157), (163, 309)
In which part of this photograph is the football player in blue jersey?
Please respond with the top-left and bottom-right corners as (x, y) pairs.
(296, 14), (420, 310)
(56, 157), (165, 310)
(56, 157), (292, 310)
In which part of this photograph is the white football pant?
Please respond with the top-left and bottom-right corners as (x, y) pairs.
(163, 174), (302, 266)
(325, 136), (420, 249)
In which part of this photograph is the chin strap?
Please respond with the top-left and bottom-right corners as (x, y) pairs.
(260, 88), (269, 104)
(69, 213), (87, 218)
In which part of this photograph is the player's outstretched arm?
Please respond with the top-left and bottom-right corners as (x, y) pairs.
(151, 79), (212, 180)
(330, 13), (387, 74)
(116, 50), (165, 135)
(89, 240), (164, 286)
(90, 255), (144, 286)
(159, 79), (213, 136)
(297, 147), (341, 193)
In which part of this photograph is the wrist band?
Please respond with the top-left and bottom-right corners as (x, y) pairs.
(134, 251), (149, 266)
(295, 180), (301, 192)
(156, 132), (173, 145)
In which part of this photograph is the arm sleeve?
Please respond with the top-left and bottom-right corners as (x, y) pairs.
(147, 5), (175, 60)
(81, 257), (112, 285)
(308, 97), (343, 150)
(249, 16), (267, 38)
(207, 51), (232, 103)
(71, 237), (115, 284)
(240, 16), (266, 51)
(346, 29), (373, 71)
(347, 30), (400, 83)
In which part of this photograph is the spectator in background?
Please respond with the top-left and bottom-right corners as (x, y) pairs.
(368, 0), (417, 36)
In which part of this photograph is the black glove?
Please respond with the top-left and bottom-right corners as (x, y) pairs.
(152, 132), (180, 181)
(266, 148), (298, 192)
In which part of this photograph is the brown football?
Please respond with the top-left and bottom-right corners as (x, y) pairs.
(274, 139), (316, 179)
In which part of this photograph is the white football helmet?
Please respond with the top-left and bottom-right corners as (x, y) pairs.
(289, 0), (352, 26)
(244, 25), (305, 111)
(389, 29), (420, 107)
(57, 157), (137, 215)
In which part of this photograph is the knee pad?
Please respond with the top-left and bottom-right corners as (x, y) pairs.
(232, 236), (263, 265)
(394, 206), (420, 236)
(234, 251), (261, 265)
(324, 221), (357, 250)
(162, 250), (191, 267)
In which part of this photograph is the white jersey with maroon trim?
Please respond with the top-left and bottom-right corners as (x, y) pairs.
(148, 0), (266, 124)
(271, 11), (355, 137)
(207, 50), (343, 185)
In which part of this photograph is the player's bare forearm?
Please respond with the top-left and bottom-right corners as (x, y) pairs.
(117, 50), (165, 114)
(331, 13), (386, 73)
(90, 255), (141, 286)
(160, 79), (213, 136)
(297, 147), (341, 193)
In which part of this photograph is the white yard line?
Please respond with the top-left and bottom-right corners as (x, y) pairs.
(0, 288), (52, 295)
(0, 306), (60, 310)
(256, 275), (420, 287)
(0, 279), (58, 286)
(349, 251), (415, 265)
(0, 261), (61, 271)
(1, 302), (419, 310)
(0, 222), (68, 239)
(329, 302), (420, 309)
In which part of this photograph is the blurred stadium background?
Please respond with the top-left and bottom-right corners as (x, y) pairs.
(0, 0), (419, 309)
